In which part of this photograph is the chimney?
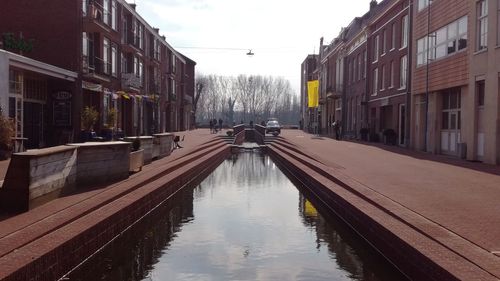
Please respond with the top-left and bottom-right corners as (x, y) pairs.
(370, 0), (377, 10)
(130, 3), (136, 10)
(161, 35), (166, 41)
(154, 28), (160, 34)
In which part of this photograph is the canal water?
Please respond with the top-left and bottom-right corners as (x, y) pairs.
(67, 151), (408, 281)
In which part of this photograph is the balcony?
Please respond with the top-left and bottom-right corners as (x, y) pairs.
(122, 73), (142, 89)
(82, 2), (111, 32)
(82, 56), (110, 82)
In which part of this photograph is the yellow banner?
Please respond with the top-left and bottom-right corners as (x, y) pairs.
(307, 80), (319, 108)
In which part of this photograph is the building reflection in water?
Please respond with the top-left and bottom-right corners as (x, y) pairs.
(68, 152), (407, 281)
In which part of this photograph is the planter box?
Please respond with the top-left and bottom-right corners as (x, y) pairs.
(152, 133), (174, 159)
(129, 149), (144, 173)
(124, 136), (153, 164)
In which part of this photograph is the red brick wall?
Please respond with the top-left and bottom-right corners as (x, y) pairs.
(0, 0), (81, 71)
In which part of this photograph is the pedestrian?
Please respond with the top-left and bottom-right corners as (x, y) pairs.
(213, 118), (218, 133)
(332, 120), (340, 140)
(209, 119), (213, 133)
(218, 118), (223, 131)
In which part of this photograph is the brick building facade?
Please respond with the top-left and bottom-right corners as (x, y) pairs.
(0, 0), (195, 147)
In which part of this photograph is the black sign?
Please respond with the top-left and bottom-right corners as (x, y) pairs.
(52, 91), (72, 100)
(53, 100), (71, 127)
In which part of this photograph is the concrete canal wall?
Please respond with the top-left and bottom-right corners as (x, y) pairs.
(266, 138), (497, 281)
(0, 139), (231, 281)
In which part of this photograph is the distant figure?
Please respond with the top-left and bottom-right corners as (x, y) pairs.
(332, 121), (340, 140)
(249, 120), (254, 127)
(218, 118), (223, 131)
(213, 118), (218, 133)
(209, 120), (214, 133)
(261, 120), (266, 126)
(240, 120), (244, 124)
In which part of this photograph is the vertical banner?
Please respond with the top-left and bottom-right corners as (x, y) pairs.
(307, 80), (319, 108)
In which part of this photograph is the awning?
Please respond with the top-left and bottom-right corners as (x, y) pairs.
(82, 81), (102, 92)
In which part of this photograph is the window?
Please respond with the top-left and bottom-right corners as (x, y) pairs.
(477, 80), (485, 106)
(111, 44), (117, 77)
(348, 61), (352, 83)
(134, 56), (138, 76)
(382, 29), (386, 54)
(373, 35), (379, 62)
(83, 32), (94, 70)
(373, 68), (378, 95)
(111, 0), (117, 30)
(390, 60), (394, 88)
(401, 15), (408, 48)
(477, 0), (488, 50)
(391, 23), (396, 50)
(418, 0), (430, 11)
(357, 53), (362, 81)
(363, 50), (367, 78)
(82, 0), (87, 16)
(121, 52), (126, 73)
(381, 64), (385, 90)
(416, 16), (468, 66)
(138, 23), (144, 49)
(103, 38), (110, 74)
(139, 60), (144, 82)
(171, 53), (176, 73)
(400, 55), (408, 88)
(103, 0), (109, 25)
(9, 69), (22, 94)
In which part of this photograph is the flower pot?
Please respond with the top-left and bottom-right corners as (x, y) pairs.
(129, 149), (144, 173)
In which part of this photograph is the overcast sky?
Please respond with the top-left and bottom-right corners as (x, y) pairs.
(127, 0), (371, 94)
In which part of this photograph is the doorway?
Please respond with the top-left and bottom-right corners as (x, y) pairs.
(398, 104), (406, 146)
(23, 101), (44, 149)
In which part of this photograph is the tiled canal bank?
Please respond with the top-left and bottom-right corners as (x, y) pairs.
(268, 130), (500, 281)
(0, 130), (229, 281)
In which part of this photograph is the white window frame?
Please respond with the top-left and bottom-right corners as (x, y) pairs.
(103, 0), (110, 25)
(382, 29), (387, 55)
(477, 0), (488, 51)
(372, 68), (378, 96)
(373, 35), (379, 62)
(381, 64), (385, 90)
(400, 55), (408, 89)
(391, 23), (396, 50)
(111, 44), (117, 77)
(401, 15), (408, 49)
(103, 37), (110, 74)
(416, 16), (468, 66)
(111, 0), (117, 30)
(390, 60), (394, 88)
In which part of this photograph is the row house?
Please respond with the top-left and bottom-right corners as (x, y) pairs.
(411, 0), (469, 156)
(466, 0), (500, 164)
(367, 0), (412, 146)
(318, 35), (344, 137)
(300, 54), (318, 132)
(303, 0), (500, 164)
(0, 0), (195, 149)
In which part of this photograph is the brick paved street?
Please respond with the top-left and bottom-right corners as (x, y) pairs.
(280, 130), (500, 256)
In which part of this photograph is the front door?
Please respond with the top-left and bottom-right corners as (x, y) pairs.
(23, 102), (44, 149)
(398, 104), (406, 146)
(440, 89), (461, 156)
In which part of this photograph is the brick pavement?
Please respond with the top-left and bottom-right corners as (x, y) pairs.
(278, 129), (500, 279)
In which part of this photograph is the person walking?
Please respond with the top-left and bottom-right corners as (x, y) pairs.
(218, 118), (223, 132)
(332, 120), (341, 140)
(209, 119), (214, 133)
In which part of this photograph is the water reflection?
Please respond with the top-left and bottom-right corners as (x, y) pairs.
(68, 152), (407, 281)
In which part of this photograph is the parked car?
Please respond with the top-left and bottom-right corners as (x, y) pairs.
(266, 120), (281, 136)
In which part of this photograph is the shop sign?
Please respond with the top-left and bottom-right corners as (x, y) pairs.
(82, 81), (102, 92)
(52, 91), (72, 100)
(2, 33), (34, 53)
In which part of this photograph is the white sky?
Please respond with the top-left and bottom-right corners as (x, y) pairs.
(127, 0), (371, 95)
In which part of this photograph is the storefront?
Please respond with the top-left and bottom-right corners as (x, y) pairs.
(0, 50), (77, 149)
